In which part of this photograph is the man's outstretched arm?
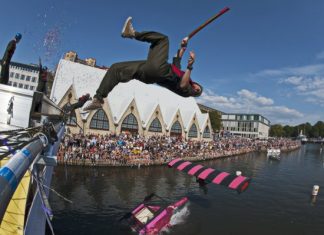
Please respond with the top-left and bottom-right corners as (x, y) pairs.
(180, 51), (195, 89)
(173, 37), (189, 69)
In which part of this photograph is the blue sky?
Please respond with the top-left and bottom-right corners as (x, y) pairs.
(1, 0), (324, 125)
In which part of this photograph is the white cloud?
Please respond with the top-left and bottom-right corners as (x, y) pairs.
(237, 89), (274, 106)
(197, 89), (240, 110)
(196, 89), (303, 125)
(265, 106), (303, 119)
(284, 113), (322, 126)
(236, 58), (324, 124)
(282, 76), (303, 85)
(282, 76), (324, 103)
(256, 64), (324, 77)
(256, 61), (324, 106)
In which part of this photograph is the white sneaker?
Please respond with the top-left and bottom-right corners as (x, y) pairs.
(121, 16), (136, 38)
(83, 97), (103, 111)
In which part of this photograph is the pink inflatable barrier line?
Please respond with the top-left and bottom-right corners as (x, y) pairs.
(168, 158), (251, 193)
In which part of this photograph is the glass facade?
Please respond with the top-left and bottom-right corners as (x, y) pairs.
(90, 109), (109, 130)
(203, 126), (211, 138)
(148, 118), (162, 132)
(121, 113), (138, 133)
(188, 124), (198, 138)
(171, 121), (182, 134)
(222, 114), (269, 138)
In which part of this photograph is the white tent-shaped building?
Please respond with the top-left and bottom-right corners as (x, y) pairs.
(51, 59), (212, 140)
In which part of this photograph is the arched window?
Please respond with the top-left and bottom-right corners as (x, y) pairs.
(90, 109), (109, 130)
(63, 103), (77, 126)
(203, 126), (211, 138)
(170, 121), (182, 137)
(149, 118), (162, 132)
(188, 124), (198, 138)
(121, 113), (138, 134)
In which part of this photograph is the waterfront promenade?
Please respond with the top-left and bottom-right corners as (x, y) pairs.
(57, 133), (300, 167)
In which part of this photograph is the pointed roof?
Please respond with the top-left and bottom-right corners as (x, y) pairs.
(51, 59), (106, 103)
(162, 106), (179, 130)
(181, 110), (197, 131)
(197, 113), (209, 132)
(141, 103), (161, 128)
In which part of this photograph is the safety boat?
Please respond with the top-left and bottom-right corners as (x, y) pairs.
(297, 130), (308, 144)
(267, 148), (281, 160)
(120, 193), (188, 235)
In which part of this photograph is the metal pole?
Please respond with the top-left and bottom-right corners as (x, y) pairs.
(0, 134), (47, 222)
(24, 124), (65, 235)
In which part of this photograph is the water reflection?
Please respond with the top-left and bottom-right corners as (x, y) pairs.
(310, 195), (318, 206)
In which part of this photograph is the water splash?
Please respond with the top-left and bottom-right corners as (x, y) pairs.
(159, 204), (190, 234)
(169, 204), (190, 226)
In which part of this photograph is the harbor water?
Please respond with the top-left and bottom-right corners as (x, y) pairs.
(49, 144), (324, 235)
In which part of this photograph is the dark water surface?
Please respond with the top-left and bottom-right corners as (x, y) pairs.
(49, 144), (324, 235)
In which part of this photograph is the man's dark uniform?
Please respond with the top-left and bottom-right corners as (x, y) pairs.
(95, 31), (203, 102)
(0, 40), (16, 84)
(36, 65), (48, 93)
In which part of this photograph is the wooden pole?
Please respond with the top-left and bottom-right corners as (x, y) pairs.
(188, 7), (230, 40)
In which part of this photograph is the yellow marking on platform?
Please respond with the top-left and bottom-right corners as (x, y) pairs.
(0, 158), (31, 235)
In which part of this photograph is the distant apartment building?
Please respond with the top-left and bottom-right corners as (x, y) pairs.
(221, 113), (270, 139)
(64, 51), (93, 67)
(0, 60), (54, 95)
(0, 60), (39, 91)
(63, 51), (109, 70)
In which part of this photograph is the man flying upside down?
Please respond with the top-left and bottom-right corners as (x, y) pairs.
(84, 17), (203, 111)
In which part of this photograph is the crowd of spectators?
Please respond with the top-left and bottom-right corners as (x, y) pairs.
(57, 133), (301, 167)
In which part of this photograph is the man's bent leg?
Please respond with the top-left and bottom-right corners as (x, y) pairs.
(135, 31), (170, 79)
(84, 61), (144, 112)
(135, 31), (169, 63)
(95, 61), (143, 100)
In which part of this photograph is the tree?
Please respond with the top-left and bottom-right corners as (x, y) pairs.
(208, 111), (222, 132)
(272, 121), (324, 138)
(283, 125), (294, 137)
(312, 121), (324, 138)
(269, 124), (284, 137)
(201, 110), (222, 132)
